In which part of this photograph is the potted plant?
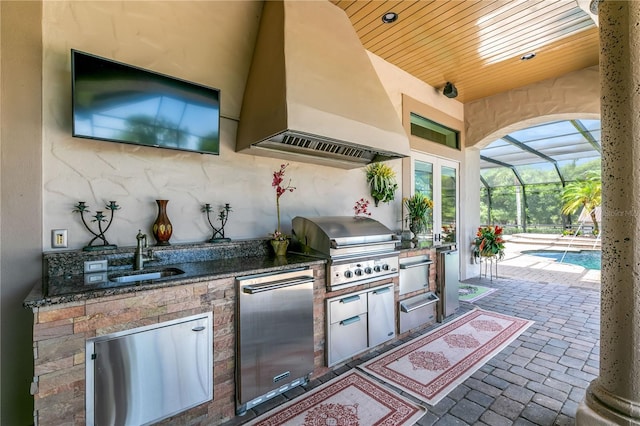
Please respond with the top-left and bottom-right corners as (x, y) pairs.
(365, 163), (398, 206)
(473, 225), (505, 260)
(403, 193), (433, 237)
(271, 163), (295, 255)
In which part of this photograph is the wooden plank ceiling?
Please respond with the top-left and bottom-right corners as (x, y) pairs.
(332, 0), (599, 103)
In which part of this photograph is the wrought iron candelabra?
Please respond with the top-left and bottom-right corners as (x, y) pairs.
(73, 201), (120, 251)
(203, 203), (232, 243)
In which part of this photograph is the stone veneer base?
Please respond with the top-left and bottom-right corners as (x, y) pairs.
(31, 266), (327, 426)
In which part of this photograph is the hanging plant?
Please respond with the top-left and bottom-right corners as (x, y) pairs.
(365, 163), (398, 206)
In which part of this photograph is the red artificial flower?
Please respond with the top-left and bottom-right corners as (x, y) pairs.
(272, 163), (295, 199)
(354, 198), (372, 216)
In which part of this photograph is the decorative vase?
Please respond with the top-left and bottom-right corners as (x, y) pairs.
(152, 200), (173, 245)
(271, 239), (289, 256)
(409, 217), (426, 239)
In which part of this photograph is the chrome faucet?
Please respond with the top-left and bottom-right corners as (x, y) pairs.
(134, 230), (153, 270)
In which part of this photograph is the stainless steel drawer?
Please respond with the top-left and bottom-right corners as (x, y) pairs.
(328, 313), (368, 365)
(399, 255), (432, 295)
(329, 293), (367, 323)
(399, 292), (439, 333)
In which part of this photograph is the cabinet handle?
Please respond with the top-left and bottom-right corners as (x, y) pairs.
(400, 260), (433, 269)
(400, 300), (435, 313)
(243, 277), (314, 294)
(192, 326), (206, 332)
(340, 316), (361, 326)
(372, 287), (391, 295)
(340, 295), (361, 304)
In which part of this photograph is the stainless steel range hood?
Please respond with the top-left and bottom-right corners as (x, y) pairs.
(236, 0), (411, 169)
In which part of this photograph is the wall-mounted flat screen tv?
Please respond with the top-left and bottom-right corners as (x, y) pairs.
(71, 49), (220, 155)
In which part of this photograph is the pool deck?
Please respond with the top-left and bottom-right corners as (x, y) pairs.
(490, 235), (601, 291)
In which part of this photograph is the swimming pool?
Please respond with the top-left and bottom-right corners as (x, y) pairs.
(522, 249), (601, 270)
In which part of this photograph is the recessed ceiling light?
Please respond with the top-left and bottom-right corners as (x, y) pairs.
(382, 12), (398, 24)
(521, 52), (536, 61)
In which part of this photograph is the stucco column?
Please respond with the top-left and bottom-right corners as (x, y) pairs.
(576, 1), (640, 424)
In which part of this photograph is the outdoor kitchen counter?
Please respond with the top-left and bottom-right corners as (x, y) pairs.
(24, 240), (329, 426)
(24, 248), (325, 308)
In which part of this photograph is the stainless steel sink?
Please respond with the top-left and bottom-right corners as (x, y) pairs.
(108, 267), (185, 283)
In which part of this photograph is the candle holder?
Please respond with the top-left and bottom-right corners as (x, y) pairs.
(203, 203), (231, 243)
(73, 201), (119, 251)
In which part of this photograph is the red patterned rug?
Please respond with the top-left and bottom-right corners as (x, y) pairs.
(359, 308), (534, 405)
(246, 370), (426, 425)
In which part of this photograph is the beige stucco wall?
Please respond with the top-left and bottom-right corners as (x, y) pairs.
(1, 2), (42, 424)
(367, 51), (464, 123)
(465, 65), (600, 148)
(42, 1), (413, 251)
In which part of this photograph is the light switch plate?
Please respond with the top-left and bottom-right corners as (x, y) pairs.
(51, 229), (68, 248)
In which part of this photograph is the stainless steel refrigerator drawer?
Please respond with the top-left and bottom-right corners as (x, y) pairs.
(329, 293), (367, 323)
(328, 313), (368, 365)
(399, 255), (432, 295)
(236, 268), (315, 414)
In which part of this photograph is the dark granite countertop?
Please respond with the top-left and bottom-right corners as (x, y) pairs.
(24, 237), (455, 308)
(24, 243), (325, 308)
(395, 240), (456, 253)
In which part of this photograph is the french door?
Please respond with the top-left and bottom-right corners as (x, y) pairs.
(409, 153), (459, 244)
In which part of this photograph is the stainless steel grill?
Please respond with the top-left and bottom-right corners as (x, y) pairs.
(292, 216), (399, 291)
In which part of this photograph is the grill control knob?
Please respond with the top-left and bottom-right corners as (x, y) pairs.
(344, 270), (353, 278)
(354, 268), (363, 276)
(364, 267), (373, 274)
(381, 264), (390, 271)
(373, 265), (382, 272)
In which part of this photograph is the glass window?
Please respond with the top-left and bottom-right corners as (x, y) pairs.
(410, 113), (460, 150)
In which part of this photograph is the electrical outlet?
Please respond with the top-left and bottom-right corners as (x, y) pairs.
(84, 260), (107, 273)
(51, 229), (68, 248)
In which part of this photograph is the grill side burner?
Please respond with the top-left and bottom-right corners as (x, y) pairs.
(292, 216), (399, 291)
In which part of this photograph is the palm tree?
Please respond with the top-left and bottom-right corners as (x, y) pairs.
(561, 173), (601, 234)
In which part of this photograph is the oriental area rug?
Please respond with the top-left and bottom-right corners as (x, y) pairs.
(246, 370), (426, 426)
(359, 309), (534, 405)
(458, 284), (498, 303)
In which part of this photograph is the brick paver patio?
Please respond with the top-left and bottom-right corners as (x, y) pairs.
(415, 276), (600, 425)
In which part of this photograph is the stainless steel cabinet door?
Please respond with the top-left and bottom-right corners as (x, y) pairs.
(87, 313), (212, 426)
(368, 284), (395, 347)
